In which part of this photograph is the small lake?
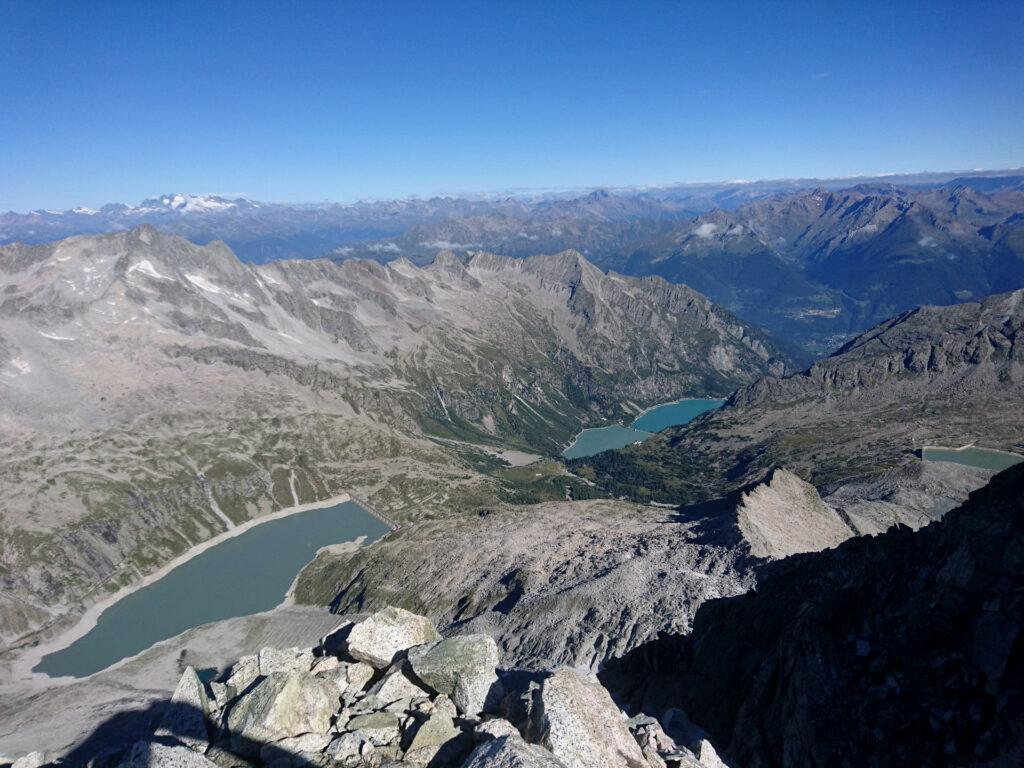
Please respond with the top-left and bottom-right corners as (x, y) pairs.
(562, 398), (724, 460)
(922, 446), (1024, 472)
(35, 500), (389, 679)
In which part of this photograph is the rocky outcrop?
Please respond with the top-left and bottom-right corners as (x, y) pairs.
(736, 469), (854, 558)
(342, 607), (443, 669)
(527, 668), (650, 768)
(3, 607), (731, 768)
(603, 464), (1024, 768)
(302, 499), (753, 671)
(407, 636), (501, 715)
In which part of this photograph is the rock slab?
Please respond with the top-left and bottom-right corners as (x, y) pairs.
(407, 635), (501, 715)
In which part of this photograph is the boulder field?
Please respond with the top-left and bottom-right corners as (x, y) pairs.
(6, 606), (724, 768)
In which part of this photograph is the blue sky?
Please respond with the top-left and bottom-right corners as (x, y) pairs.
(1, 0), (1022, 211)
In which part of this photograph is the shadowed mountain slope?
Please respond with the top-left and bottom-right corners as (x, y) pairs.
(603, 463), (1024, 768)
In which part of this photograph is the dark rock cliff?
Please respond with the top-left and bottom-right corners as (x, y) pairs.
(602, 464), (1024, 768)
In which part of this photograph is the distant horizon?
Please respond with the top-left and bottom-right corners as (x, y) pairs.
(3, 0), (1022, 211)
(5, 164), (1024, 215)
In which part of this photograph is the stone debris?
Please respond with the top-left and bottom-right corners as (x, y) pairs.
(5, 606), (725, 768)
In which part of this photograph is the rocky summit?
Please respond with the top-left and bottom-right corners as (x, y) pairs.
(2, 606), (730, 768)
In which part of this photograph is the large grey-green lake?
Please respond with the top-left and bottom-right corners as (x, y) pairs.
(562, 398), (724, 459)
(35, 500), (389, 679)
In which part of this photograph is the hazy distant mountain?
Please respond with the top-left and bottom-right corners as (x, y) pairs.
(347, 181), (1024, 357)
(3, 170), (1020, 268)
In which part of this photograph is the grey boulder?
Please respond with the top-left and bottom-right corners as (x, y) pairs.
(225, 670), (338, 751)
(529, 668), (650, 768)
(462, 735), (569, 768)
(407, 635), (500, 715)
(344, 608), (442, 669)
(155, 666), (210, 752)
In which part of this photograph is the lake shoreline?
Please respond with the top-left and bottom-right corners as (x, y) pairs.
(562, 396), (725, 459)
(629, 395), (723, 424)
(7, 492), (363, 690)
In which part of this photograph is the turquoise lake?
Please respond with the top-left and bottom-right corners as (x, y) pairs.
(35, 500), (389, 679)
(922, 446), (1024, 472)
(562, 398), (725, 460)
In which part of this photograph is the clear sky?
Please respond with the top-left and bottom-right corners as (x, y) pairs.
(1, 0), (1022, 211)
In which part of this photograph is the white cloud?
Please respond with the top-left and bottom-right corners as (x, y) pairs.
(424, 239), (479, 249)
(694, 222), (719, 238)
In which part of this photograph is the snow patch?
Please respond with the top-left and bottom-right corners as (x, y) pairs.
(128, 259), (172, 281)
(694, 222), (719, 238)
(185, 274), (224, 294)
(39, 332), (77, 341)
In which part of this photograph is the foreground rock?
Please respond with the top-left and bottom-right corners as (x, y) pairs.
(407, 636), (501, 715)
(225, 670), (337, 750)
(5, 606), (715, 768)
(344, 607), (442, 668)
(463, 735), (569, 767)
(529, 668), (651, 768)
(155, 667), (211, 752)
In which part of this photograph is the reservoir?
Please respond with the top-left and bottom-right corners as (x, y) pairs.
(922, 445), (1024, 472)
(34, 500), (389, 679)
(562, 398), (724, 460)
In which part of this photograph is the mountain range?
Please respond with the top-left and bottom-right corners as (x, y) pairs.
(0, 227), (782, 648)
(344, 181), (1024, 358)
(1, 182), (1023, 767)
(5, 172), (1023, 359)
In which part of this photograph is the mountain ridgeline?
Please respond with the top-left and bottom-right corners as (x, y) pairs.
(4, 174), (1024, 359)
(343, 181), (1024, 358)
(0, 227), (783, 648)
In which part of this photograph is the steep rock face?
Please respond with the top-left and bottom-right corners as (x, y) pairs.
(603, 464), (1024, 768)
(735, 469), (854, 559)
(0, 228), (784, 649)
(296, 499), (753, 671)
(571, 290), (1024, 505)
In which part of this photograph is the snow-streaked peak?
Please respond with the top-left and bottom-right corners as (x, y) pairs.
(133, 193), (244, 214)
